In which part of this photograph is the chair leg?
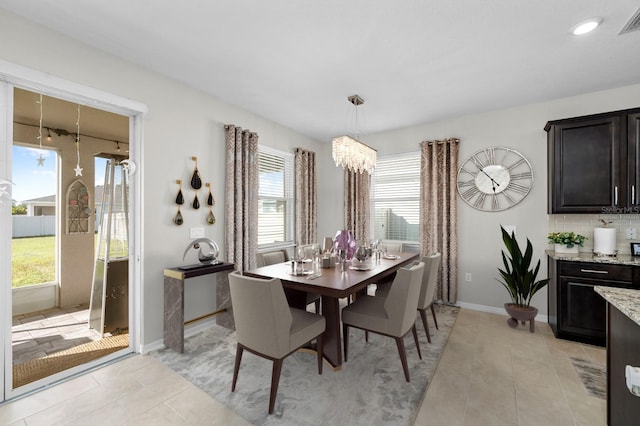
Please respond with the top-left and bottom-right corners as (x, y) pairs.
(342, 323), (349, 362)
(412, 324), (422, 360)
(316, 334), (323, 375)
(314, 298), (320, 314)
(419, 308), (432, 343)
(395, 337), (411, 382)
(269, 358), (284, 414)
(430, 304), (439, 329)
(231, 344), (244, 392)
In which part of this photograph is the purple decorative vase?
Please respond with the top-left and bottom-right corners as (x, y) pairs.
(333, 230), (357, 260)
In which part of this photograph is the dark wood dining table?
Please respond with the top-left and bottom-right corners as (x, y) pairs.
(244, 252), (419, 368)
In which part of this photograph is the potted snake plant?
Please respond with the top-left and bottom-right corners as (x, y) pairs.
(497, 226), (549, 333)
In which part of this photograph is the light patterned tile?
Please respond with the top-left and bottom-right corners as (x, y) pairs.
(165, 384), (251, 425)
(466, 373), (517, 424)
(64, 404), (131, 426)
(2, 307), (608, 425)
(463, 403), (518, 426)
(415, 368), (468, 426)
(516, 386), (575, 426)
(113, 374), (191, 416)
(580, 343), (606, 364)
(0, 374), (99, 425)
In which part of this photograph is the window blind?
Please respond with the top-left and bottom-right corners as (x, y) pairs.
(258, 146), (294, 247)
(371, 151), (421, 242)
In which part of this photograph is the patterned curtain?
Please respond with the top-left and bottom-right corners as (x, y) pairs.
(295, 148), (317, 245)
(224, 124), (259, 272)
(344, 169), (371, 244)
(420, 138), (459, 304)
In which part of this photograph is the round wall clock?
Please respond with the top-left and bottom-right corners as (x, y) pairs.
(457, 147), (533, 211)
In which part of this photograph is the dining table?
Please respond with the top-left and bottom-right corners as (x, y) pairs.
(244, 252), (420, 369)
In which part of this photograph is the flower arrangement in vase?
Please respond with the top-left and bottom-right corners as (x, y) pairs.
(547, 231), (586, 254)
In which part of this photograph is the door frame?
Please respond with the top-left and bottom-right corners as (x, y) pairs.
(0, 59), (147, 401)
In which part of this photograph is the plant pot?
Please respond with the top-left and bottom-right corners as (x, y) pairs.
(504, 303), (538, 333)
(554, 243), (579, 254)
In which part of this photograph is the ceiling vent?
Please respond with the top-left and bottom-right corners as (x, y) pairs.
(619, 7), (640, 34)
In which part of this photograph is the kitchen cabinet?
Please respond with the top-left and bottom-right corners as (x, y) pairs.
(628, 112), (640, 207)
(594, 287), (640, 426)
(546, 107), (640, 213)
(547, 255), (640, 346)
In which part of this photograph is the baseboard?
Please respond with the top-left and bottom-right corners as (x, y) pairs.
(456, 301), (549, 323)
(140, 316), (219, 354)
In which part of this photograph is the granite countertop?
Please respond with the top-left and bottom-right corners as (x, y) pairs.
(546, 250), (640, 266)
(595, 286), (640, 327)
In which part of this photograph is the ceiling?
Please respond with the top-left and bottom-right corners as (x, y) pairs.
(13, 88), (129, 144)
(2, 1), (640, 143)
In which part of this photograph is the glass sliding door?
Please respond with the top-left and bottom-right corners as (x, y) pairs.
(0, 67), (143, 401)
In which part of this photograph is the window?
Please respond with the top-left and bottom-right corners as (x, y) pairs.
(371, 151), (421, 242)
(258, 146), (294, 248)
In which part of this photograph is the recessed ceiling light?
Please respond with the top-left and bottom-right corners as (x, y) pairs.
(571, 17), (603, 35)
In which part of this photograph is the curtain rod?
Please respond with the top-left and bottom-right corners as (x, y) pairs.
(422, 138), (460, 146)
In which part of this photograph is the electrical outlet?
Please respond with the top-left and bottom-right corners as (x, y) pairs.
(190, 227), (205, 239)
(625, 227), (637, 240)
(465, 273), (472, 282)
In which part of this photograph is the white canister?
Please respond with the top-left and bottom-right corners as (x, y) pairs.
(593, 227), (617, 255)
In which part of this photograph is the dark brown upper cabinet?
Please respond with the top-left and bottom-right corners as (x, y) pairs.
(546, 108), (640, 213)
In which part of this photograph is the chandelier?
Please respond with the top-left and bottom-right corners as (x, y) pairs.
(332, 95), (377, 174)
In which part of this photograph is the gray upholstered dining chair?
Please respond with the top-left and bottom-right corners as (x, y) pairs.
(256, 249), (289, 267)
(381, 241), (403, 254)
(228, 271), (326, 414)
(375, 253), (442, 342)
(256, 248), (321, 313)
(341, 261), (425, 382)
(416, 253), (442, 343)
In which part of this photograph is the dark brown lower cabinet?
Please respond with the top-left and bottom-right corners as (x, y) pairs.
(607, 304), (640, 425)
(548, 257), (639, 346)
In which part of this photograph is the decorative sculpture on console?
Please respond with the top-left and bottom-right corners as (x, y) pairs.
(183, 238), (221, 265)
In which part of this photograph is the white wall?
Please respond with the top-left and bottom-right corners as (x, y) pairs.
(2, 7), (640, 342)
(363, 84), (640, 314)
(0, 9), (322, 347)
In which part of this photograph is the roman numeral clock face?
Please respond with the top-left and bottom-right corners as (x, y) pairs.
(457, 147), (533, 211)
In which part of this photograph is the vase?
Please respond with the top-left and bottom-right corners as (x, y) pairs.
(504, 303), (538, 333)
(554, 243), (579, 254)
(333, 230), (357, 260)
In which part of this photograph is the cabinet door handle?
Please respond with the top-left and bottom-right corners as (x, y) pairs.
(615, 186), (618, 205)
(580, 269), (608, 274)
(633, 185), (636, 205)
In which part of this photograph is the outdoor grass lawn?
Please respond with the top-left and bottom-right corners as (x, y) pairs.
(11, 235), (128, 288)
(11, 236), (55, 288)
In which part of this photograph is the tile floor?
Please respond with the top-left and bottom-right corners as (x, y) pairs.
(0, 308), (606, 425)
(11, 305), (102, 365)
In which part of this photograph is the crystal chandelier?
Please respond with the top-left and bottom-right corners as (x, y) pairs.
(332, 95), (377, 174)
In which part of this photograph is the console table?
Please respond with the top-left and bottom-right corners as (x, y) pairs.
(164, 262), (235, 353)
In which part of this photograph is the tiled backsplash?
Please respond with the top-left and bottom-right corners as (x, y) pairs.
(548, 214), (640, 254)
